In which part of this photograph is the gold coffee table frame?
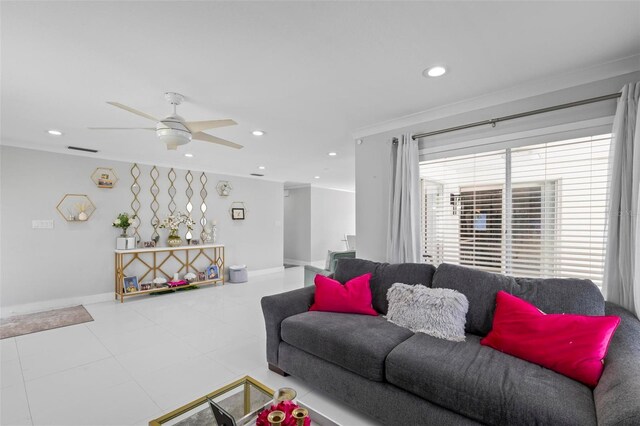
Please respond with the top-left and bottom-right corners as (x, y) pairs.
(149, 376), (274, 426)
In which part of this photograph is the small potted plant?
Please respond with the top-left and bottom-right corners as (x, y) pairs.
(113, 212), (136, 237)
(113, 212), (137, 249)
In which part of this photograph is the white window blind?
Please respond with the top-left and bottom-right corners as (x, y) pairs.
(420, 134), (610, 285)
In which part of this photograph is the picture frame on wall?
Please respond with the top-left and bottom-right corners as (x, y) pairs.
(206, 265), (219, 280)
(231, 207), (245, 220)
(123, 276), (139, 293)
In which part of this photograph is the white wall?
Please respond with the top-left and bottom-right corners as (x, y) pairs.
(355, 138), (391, 262)
(310, 187), (355, 261)
(283, 186), (355, 264)
(283, 186), (311, 263)
(0, 146), (284, 312)
(356, 71), (640, 263)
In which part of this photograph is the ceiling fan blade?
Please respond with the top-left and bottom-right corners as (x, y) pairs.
(192, 132), (243, 149)
(88, 127), (155, 130)
(107, 102), (158, 122)
(184, 119), (237, 133)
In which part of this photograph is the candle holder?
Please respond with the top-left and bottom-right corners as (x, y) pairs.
(267, 410), (285, 426)
(291, 407), (309, 426)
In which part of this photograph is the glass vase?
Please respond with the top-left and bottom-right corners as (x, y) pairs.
(167, 230), (182, 247)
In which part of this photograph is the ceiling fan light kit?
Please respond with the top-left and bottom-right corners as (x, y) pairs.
(156, 117), (192, 150)
(92, 92), (243, 150)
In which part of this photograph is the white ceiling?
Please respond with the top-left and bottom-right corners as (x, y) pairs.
(2, 1), (639, 191)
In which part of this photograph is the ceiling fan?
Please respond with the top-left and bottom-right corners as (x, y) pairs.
(90, 92), (243, 150)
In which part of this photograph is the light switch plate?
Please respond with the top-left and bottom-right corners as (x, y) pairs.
(32, 220), (54, 229)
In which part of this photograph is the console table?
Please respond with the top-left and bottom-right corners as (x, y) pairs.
(114, 244), (224, 303)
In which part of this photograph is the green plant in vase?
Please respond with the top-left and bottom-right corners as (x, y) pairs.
(113, 212), (136, 237)
(157, 212), (195, 247)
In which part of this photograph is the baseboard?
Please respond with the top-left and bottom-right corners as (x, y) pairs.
(283, 259), (325, 267)
(1, 292), (114, 319)
(1, 266), (287, 317)
(283, 258), (309, 266)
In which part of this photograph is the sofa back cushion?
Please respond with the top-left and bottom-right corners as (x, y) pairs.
(334, 258), (436, 314)
(432, 263), (605, 336)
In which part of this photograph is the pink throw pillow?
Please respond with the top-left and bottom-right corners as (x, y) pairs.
(309, 273), (378, 316)
(481, 291), (619, 388)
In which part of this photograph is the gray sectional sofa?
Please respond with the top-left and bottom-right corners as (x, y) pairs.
(261, 259), (640, 425)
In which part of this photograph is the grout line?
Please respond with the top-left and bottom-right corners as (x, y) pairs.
(8, 269), (307, 425)
(13, 338), (34, 426)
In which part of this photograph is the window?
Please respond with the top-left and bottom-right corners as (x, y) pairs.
(420, 134), (610, 284)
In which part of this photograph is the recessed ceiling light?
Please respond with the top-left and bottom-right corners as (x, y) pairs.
(423, 65), (447, 78)
(252, 130), (265, 136)
(47, 129), (63, 136)
(184, 153), (193, 158)
(314, 176), (320, 179)
(328, 152), (337, 156)
(258, 166), (266, 170)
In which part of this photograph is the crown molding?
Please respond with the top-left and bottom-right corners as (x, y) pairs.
(352, 54), (640, 139)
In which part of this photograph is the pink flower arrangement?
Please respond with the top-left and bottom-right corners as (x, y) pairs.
(256, 401), (310, 426)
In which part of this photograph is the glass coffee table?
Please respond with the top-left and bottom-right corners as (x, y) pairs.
(149, 375), (340, 426)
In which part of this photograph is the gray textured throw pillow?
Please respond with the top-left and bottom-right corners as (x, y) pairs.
(386, 283), (469, 342)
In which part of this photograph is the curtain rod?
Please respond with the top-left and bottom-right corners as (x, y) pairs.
(411, 92), (621, 140)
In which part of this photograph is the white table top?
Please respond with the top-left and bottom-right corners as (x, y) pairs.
(115, 243), (224, 254)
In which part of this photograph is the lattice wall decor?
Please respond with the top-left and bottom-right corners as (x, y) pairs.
(185, 171), (194, 241)
(199, 172), (208, 241)
(130, 163), (141, 242)
(168, 168), (177, 214)
(150, 166), (160, 241)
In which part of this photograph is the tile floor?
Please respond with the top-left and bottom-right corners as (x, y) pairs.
(0, 267), (381, 426)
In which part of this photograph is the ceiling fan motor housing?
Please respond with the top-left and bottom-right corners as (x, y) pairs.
(156, 115), (192, 150)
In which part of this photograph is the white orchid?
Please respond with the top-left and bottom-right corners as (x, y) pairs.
(157, 212), (195, 233)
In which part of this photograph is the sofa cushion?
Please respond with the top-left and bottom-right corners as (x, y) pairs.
(334, 258), (436, 314)
(280, 311), (413, 381)
(386, 333), (597, 426)
(432, 263), (605, 336)
(309, 273), (377, 316)
(386, 283), (468, 342)
(481, 291), (620, 387)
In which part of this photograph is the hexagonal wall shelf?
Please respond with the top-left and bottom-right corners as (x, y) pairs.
(91, 167), (118, 189)
(56, 194), (96, 222)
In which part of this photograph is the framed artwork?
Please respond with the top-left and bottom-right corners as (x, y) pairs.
(231, 208), (245, 220)
(123, 276), (139, 293)
(197, 271), (206, 281)
(206, 265), (220, 280)
(91, 167), (119, 189)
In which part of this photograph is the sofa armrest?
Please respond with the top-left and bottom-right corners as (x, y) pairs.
(594, 302), (640, 426)
(261, 286), (315, 366)
(303, 265), (332, 287)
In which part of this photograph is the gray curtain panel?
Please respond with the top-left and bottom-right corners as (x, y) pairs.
(387, 134), (421, 263)
(603, 82), (640, 318)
